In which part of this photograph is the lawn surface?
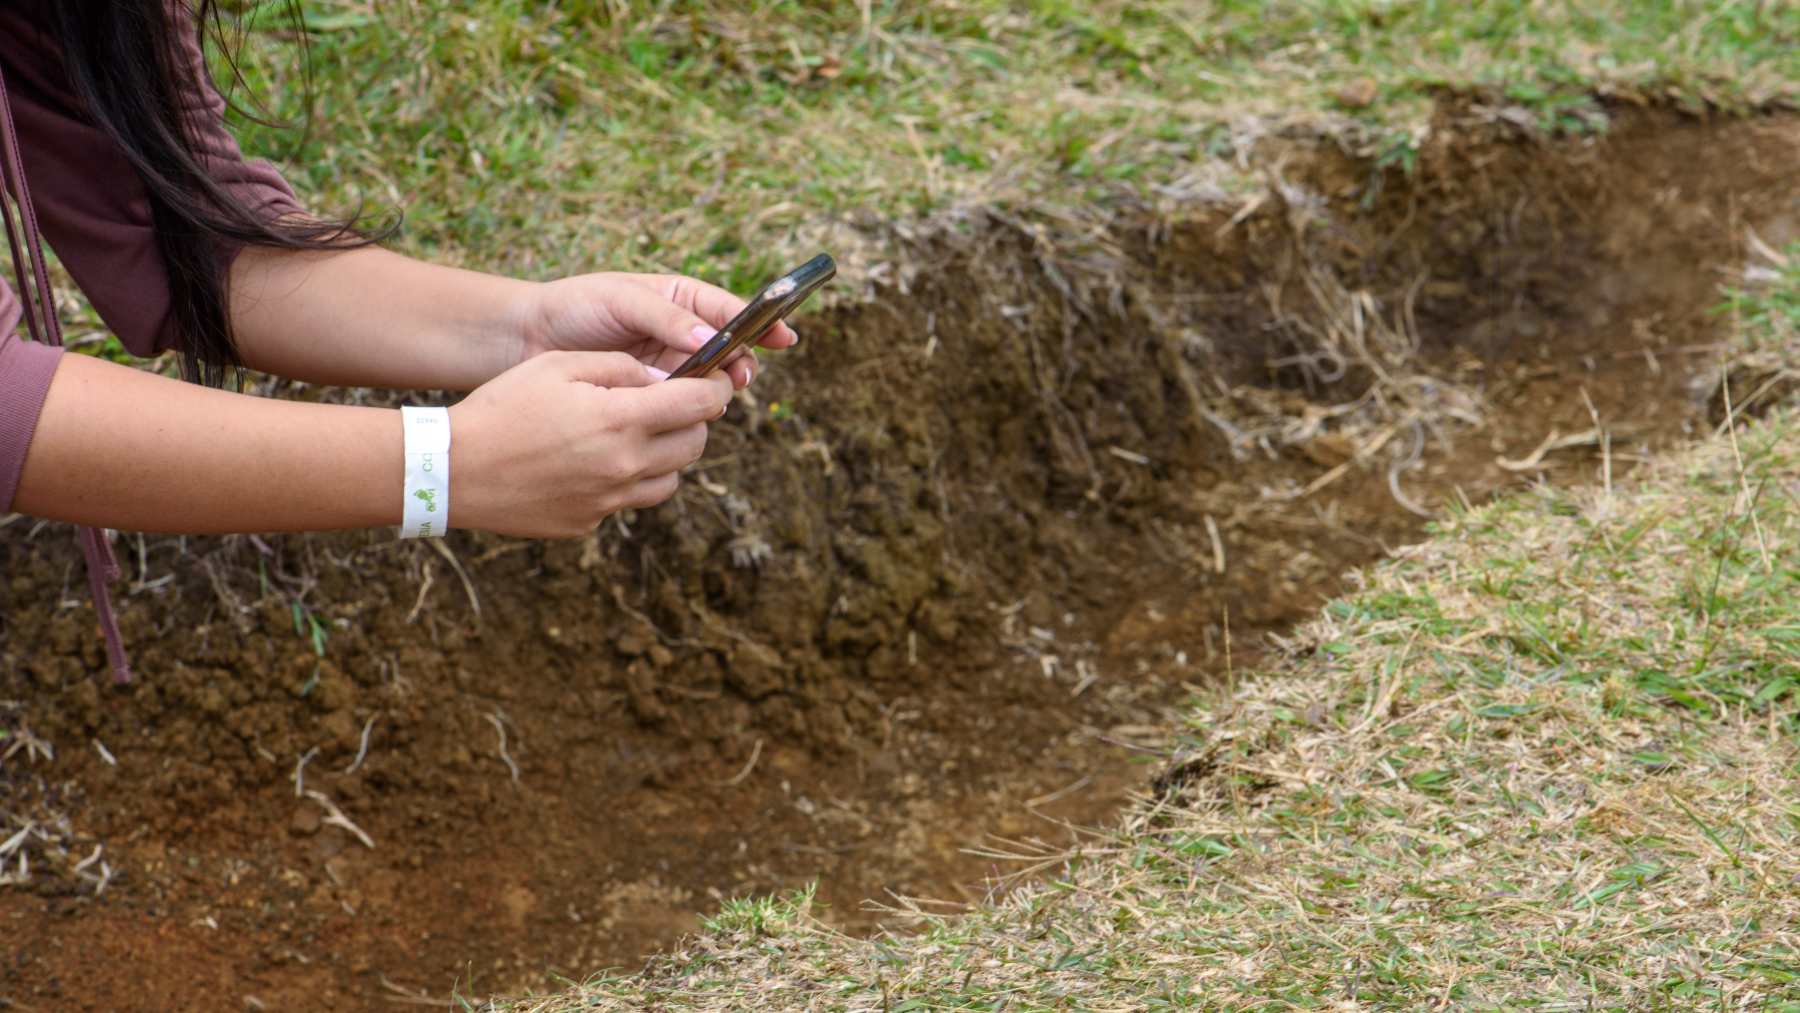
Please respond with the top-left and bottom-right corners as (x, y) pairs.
(223, 0), (1798, 288)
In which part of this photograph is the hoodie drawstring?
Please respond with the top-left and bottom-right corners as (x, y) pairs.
(0, 60), (133, 684)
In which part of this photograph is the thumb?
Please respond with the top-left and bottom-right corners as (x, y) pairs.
(549, 350), (656, 389)
(602, 278), (714, 355)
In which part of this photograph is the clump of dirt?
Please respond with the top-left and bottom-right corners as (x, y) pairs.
(2, 109), (1797, 1011)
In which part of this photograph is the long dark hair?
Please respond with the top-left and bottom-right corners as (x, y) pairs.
(45, 0), (394, 387)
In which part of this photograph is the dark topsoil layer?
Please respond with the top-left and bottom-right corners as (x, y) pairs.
(2, 109), (1797, 1011)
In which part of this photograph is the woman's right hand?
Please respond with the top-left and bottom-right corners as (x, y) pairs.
(447, 350), (732, 538)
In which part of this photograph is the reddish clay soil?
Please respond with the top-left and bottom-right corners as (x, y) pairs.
(2, 110), (1797, 1010)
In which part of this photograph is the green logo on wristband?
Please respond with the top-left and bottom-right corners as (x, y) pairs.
(414, 488), (438, 513)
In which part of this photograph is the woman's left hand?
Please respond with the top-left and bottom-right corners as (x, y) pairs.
(518, 272), (799, 390)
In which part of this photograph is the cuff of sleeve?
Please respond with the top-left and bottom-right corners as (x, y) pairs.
(0, 335), (65, 512)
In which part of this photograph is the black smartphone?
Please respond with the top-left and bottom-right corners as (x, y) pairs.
(667, 253), (835, 379)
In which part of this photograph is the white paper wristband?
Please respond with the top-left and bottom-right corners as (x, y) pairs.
(400, 406), (451, 539)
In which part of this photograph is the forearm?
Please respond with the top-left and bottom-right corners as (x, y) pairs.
(13, 353), (402, 534)
(229, 244), (536, 391)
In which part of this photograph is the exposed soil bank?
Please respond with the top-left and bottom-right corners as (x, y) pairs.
(3, 109), (1798, 1011)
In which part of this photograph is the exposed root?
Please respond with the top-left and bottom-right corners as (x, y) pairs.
(427, 538), (483, 623)
(304, 790), (375, 849)
(485, 711), (521, 784)
(404, 560), (436, 625)
(342, 716), (377, 776)
(1203, 515), (1227, 574)
(72, 843), (114, 896)
(199, 555), (254, 634)
(1, 726), (52, 764)
(1497, 428), (1608, 472)
(1385, 422), (1432, 517)
(292, 747), (319, 798)
(717, 738), (764, 788)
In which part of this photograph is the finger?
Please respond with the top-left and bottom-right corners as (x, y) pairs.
(613, 373), (732, 433)
(637, 422), (710, 476)
(550, 350), (655, 389)
(646, 346), (751, 386)
(644, 344), (700, 374)
(633, 273), (749, 333)
(631, 273), (799, 351)
(600, 278), (714, 357)
(723, 349), (758, 390)
(759, 320), (799, 350)
(619, 472), (680, 512)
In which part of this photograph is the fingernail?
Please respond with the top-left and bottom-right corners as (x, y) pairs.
(645, 365), (670, 382)
(691, 324), (719, 344)
(717, 403), (728, 419)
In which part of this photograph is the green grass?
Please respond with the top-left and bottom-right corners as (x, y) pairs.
(215, 0), (1799, 289)
(53, 1), (1794, 366)
(481, 244), (1800, 1009)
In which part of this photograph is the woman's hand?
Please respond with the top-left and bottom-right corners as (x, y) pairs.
(518, 272), (799, 391)
(449, 350), (733, 538)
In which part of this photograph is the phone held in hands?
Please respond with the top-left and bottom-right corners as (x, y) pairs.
(668, 253), (836, 380)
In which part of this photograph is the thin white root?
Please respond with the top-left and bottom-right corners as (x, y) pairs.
(1496, 427), (1604, 472)
(2, 726), (53, 763)
(293, 747), (319, 798)
(342, 716), (377, 775)
(1387, 459), (1431, 517)
(428, 539), (482, 621)
(1025, 775), (1093, 808)
(404, 560), (436, 625)
(719, 738), (764, 788)
(1298, 417), (1409, 498)
(92, 739), (117, 766)
(0, 822), (33, 860)
(72, 844), (113, 895)
(1070, 659), (1100, 697)
(484, 712), (520, 784)
(377, 975), (441, 1006)
(304, 790), (375, 849)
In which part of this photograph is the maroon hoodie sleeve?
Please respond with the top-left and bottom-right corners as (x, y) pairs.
(0, 320), (61, 512)
(0, 8), (304, 357)
(0, 7), (304, 511)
